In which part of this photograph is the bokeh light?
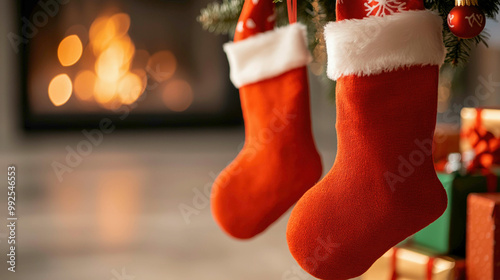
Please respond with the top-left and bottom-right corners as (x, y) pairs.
(50, 12), (184, 110)
(58, 35), (83, 66)
(94, 78), (117, 105)
(95, 45), (128, 82)
(95, 55), (121, 82)
(161, 80), (193, 112)
(117, 72), (143, 105)
(91, 13), (136, 103)
(109, 13), (131, 38)
(130, 68), (148, 93)
(147, 51), (177, 82)
(89, 16), (115, 54)
(111, 36), (135, 65)
(74, 70), (97, 101)
(48, 74), (73, 106)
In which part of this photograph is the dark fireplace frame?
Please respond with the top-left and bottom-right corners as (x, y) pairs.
(17, 0), (242, 131)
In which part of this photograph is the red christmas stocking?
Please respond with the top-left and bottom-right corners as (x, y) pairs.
(212, 0), (322, 239)
(286, 1), (448, 279)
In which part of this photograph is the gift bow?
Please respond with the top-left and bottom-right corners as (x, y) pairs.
(463, 108), (500, 193)
(463, 108), (500, 172)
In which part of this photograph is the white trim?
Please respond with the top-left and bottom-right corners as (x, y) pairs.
(224, 23), (312, 88)
(324, 10), (446, 80)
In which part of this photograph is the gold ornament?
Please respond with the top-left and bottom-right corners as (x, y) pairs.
(456, 0), (479, 6)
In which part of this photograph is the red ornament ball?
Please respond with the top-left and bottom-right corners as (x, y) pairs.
(447, 5), (486, 39)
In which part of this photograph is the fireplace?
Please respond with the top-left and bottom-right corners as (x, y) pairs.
(17, 0), (240, 130)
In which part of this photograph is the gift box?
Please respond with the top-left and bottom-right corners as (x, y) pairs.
(360, 246), (465, 280)
(461, 107), (500, 171)
(413, 172), (500, 256)
(466, 193), (500, 280)
(413, 108), (500, 256)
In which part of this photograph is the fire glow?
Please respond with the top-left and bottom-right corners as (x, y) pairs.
(48, 12), (192, 112)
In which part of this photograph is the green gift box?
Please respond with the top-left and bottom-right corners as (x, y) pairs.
(413, 172), (500, 257)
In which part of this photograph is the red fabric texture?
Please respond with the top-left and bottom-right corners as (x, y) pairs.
(211, 0), (322, 239)
(286, 0), (447, 278)
(233, 0), (275, 42)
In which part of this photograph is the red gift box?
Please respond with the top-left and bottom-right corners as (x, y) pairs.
(466, 193), (500, 280)
(461, 108), (500, 172)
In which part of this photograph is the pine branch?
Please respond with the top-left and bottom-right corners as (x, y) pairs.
(197, 0), (245, 36)
(198, 0), (500, 67)
(444, 31), (490, 65)
(425, 0), (497, 65)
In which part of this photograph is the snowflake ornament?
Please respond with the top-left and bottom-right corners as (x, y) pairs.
(364, 0), (407, 17)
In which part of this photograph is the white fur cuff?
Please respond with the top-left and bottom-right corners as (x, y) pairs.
(324, 10), (446, 80)
(224, 23), (312, 88)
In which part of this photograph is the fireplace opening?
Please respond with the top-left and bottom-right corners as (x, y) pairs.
(19, 0), (241, 130)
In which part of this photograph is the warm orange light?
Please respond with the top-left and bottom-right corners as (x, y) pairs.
(108, 36), (135, 66)
(69, 12), (154, 109)
(57, 35), (83, 66)
(89, 16), (110, 40)
(94, 78), (117, 104)
(131, 68), (148, 92)
(117, 72), (143, 105)
(74, 70), (97, 101)
(109, 13), (131, 38)
(48, 74), (73, 106)
(95, 47), (124, 82)
(89, 16), (116, 54)
(147, 51), (177, 82)
(95, 37), (135, 82)
(119, 36), (135, 63)
(162, 80), (193, 112)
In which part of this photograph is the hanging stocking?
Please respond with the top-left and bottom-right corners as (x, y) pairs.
(286, 0), (448, 278)
(212, 0), (322, 239)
